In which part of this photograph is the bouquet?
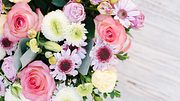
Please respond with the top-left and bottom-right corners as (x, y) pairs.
(0, 0), (144, 101)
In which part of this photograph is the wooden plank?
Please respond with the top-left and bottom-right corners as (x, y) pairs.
(107, 0), (180, 101)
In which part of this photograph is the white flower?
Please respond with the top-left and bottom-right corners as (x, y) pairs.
(65, 23), (87, 47)
(92, 68), (117, 93)
(52, 87), (82, 101)
(113, 0), (140, 28)
(5, 88), (30, 101)
(50, 49), (82, 81)
(41, 10), (70, 42)
(0, 46), (6, 60)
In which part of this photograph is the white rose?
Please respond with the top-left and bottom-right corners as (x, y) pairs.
(92, 68), (117, 93)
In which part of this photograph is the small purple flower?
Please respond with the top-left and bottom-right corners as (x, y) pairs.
(2, 56), (17, 82)
(63, 2), (86, 23)
(130, 12), (145, 29)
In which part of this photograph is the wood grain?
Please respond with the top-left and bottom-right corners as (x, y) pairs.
(108, 0), (180, 101)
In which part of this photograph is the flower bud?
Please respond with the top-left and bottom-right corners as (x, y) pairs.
(110, 0), (118, 4)
(28, 29), (37, 39)
(44, 41), (62, 52)
(45, 51), (53, 58)
(48, 56), (57, 65)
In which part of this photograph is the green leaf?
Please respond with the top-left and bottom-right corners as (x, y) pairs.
(84, 16), (95, 40)
(78, 40), (94, 75)
(115, 52), (129, 61)
(0, 97), (4, 101)
(14, 38), (30, 70)
(20, 49), (37, 69)
(2, 0), (13, 8)
(94, 95), (103, 101)
(103, 93), (108, 99)
(51, 0), (67, 7)
(114, 90), (121, 98)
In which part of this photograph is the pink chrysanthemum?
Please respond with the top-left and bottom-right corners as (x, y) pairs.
(50, 49), (82, 81)
(0, 37), (17, 55)
(62, 43), (87, 59)
(113, 0), (140, 28)
(90, 39), (118, 70)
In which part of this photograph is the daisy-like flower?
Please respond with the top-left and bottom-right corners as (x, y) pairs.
(65, 23), (88, 47)
(41, 10), (70, 42)
(90, 39), (118, 70)
(0, 37), (17, 55)
(113, 0), (140, 28)
(50, 49), (81, 81)
(62, 43), (87, 59)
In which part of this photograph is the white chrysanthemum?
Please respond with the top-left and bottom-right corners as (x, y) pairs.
(0, 46), (6, 60)
(41, 10), (70, 41)
(52, 87), (82, 101)
(65, 23), (87, 47)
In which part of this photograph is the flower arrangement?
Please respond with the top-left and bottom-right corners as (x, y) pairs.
(0, 0), (144, 101)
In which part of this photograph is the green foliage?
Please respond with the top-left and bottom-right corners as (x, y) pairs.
(78, 40), (94, 75)
(109, 90), (121, 99)
(14, 38), (37, 70)
(51, 0), (67, 7)
(0, 97), (4, 101)
(115, 52), (129, 61)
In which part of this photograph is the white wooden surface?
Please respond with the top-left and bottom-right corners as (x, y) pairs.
(111, 0), (180, 101)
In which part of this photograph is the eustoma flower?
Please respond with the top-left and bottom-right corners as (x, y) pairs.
(2, 56), (17, 82)
(94, 15), (131, 52)
(19, 61), (56, 101)
(63, 2), (85, 23)
(4, 2), (43, 42)
(130, 12), (145, 29)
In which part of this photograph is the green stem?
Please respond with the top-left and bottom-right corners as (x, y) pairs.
(37, 32), (45, 47)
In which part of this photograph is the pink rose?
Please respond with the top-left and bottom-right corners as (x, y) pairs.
(94, 15), (131, 52)
(63, 2), (85, 23)
(2, 56), (17, 82)
(130, 12), (145, 29)
(4, 2), (43, 42)
(19, 61), (56, 101)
